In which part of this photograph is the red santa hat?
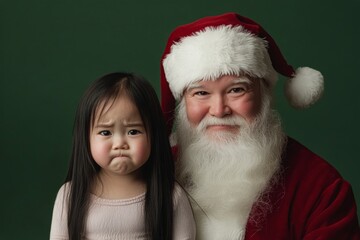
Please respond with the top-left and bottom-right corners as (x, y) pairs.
(160, 12), (324, 132)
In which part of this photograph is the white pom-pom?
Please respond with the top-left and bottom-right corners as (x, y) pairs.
(284, 67), (324, 108)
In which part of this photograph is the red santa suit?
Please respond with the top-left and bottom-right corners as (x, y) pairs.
(160, 12), (360, 240)
(244, 137), (360, 239)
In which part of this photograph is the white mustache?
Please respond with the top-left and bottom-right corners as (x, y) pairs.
(196, 116), (248, 132)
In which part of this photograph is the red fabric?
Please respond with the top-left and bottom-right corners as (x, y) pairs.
(244, 137), (360, 239)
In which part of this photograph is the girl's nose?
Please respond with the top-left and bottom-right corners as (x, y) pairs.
(113, 136), (129, 150)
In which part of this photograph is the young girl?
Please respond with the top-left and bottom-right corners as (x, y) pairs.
(50, 72), (196, 240)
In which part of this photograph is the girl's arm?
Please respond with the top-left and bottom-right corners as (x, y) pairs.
(49, 184), (69, 240)
(172, 183), (196, 240)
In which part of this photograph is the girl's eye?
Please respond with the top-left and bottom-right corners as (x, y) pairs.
(99, 130), (111, 136)
(128, 129), (142, 135)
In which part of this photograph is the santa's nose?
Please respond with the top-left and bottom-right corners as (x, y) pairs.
(209, 95), (231, 118)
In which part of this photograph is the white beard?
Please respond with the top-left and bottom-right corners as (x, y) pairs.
(174, 91), (285, 240)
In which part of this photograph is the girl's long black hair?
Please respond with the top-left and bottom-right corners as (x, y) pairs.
(64, 72), (174, 240)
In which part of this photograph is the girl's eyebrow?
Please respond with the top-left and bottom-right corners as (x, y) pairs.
(94, 121), (144, 128)
(93, 122), (113, 128)
(123, 122), (144, 127)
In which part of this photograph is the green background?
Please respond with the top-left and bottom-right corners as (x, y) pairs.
(1, 0), (359, 239)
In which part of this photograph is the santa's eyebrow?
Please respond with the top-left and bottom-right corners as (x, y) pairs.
(186, 82), (203, 91)
(186, 77), (252, 91)
(232, 77), (252, 84)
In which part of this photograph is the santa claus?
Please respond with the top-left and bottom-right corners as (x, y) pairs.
(160, 12), (360, 239)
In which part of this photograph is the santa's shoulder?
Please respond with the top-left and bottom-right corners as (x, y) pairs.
(282, 136), (345, 186)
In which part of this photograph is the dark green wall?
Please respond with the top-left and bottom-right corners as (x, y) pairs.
(1, 1), (359, 238)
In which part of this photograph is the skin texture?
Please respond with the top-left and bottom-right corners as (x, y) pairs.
(90, 94), (150, 199)
(184, 75), (262, 136)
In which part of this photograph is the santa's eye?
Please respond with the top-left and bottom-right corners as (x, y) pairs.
(229, 87), (245, 93)
(194, 91), (209, 96)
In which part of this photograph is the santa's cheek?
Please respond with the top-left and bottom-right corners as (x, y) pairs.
(232, 99), (261, 122)
(186, 105), (208, 126)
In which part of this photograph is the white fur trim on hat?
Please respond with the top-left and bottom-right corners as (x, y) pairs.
(285, 67), (324, 108)
(163, 25), (278, 99)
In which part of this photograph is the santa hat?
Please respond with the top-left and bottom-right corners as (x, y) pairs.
(160, 12), (324, 132)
